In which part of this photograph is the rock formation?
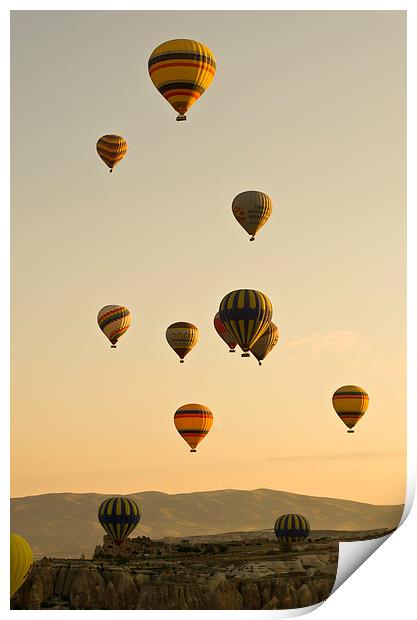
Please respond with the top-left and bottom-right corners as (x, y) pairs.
(11, 536), (339, 610)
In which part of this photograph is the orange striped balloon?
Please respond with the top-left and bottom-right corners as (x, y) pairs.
(96, 134), (127, 172)
(332, 385), (369, 433)
(174, 404), (213, 452)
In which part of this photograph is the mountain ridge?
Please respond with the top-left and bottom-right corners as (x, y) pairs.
(11, 488), (403, 559)
(12, 487), (401, 507)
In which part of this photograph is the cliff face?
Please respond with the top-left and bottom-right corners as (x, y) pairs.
(11, 552), (337, 610)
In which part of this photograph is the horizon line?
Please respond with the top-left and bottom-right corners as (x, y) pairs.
(10, 486), (405, 508)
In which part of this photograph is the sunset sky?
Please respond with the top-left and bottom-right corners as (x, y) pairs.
(11, 10), (406, 505)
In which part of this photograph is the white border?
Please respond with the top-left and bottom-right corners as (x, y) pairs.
(2, 2), (414, 617)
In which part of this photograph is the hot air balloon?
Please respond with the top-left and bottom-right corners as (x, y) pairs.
(97, 305), (131, 348)
(96, 135), (127, 172)
(250, 322), (279, 365)
(98, 497), (141, 546)
(274, 514), (310, 543)
(219, 289), (273, 357)
(332, 385), (369, 433)
(166, 322), (199, 362)
(213, 312), (237, 353)
(148, 39), (216, 121)
(10, 533), (33, 598)
(174, 404), (213, 452)
(232, 191), (273, 241)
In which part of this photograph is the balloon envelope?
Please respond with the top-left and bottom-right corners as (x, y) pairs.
(148, 39), (216, 120)
(214, 312), (237, 352)
(332, 385), (369, 432)
(10, 533), (33, 598)
(166, 322), (199, 362)
(174, 404), (213, 452)
(96, 135), (127, 172)
(250, 322), (279, 365)
(97, 305), (131, 348)
(274, 514), (310, 543)
(219, 289), (273, 355)
(232, 191), (272, 240)
(98, 497), (141, 546)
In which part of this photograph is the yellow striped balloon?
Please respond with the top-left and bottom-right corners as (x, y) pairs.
(274, 514), (310, 543)
(174, 404), (213, 452)
(219, 289), (273, 357)
(232, 191), (273, 241)
(96, 134), (127, 172)
(98, 497), (141, 546)
(10, 533), (33, 598)
(250, 322), (279, 365)
(166, 322), (199, 363)
(97, 305), (131, 348)
(332, 385), (369, 433)
(148, 39), (216, 121)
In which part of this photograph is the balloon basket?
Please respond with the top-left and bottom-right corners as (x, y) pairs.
(190, 449), (196, 453)
(347, 430), (354, 433)
(111, 345), (116, 349)
(250, 236), (255, 241)
(180, 360), (184, 363)
(176, 114), (187, 121)
(259, 361), (262, 366)
(241, 352), (250, 358)
(109, 169), (113, 173)
(229, 349), (236, 353)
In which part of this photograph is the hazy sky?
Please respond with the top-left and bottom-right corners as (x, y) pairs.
(11, 10), (406, 504)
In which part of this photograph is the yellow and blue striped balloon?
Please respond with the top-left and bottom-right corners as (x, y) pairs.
(98, 497), (141, 546)
(274, 514), (310, 543)
(148, 39), (216, 121)
(10, 533), (33, 598)
(219, 289), (273, 356)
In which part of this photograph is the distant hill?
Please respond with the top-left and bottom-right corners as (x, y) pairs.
(11, 488), (404, 559)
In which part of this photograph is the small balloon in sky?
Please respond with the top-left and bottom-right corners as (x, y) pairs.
(166, 322), (199, 363)
(332, 385), (369, 433)
(97, 305), (131, 348)
(96, 135), (127, 172)
(232, 191), (273, 241)
(174, 404), (213, 452)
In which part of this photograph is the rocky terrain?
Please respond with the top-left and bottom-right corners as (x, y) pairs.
(10, 529), (392, 610)
(11, 488), (404, 559)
